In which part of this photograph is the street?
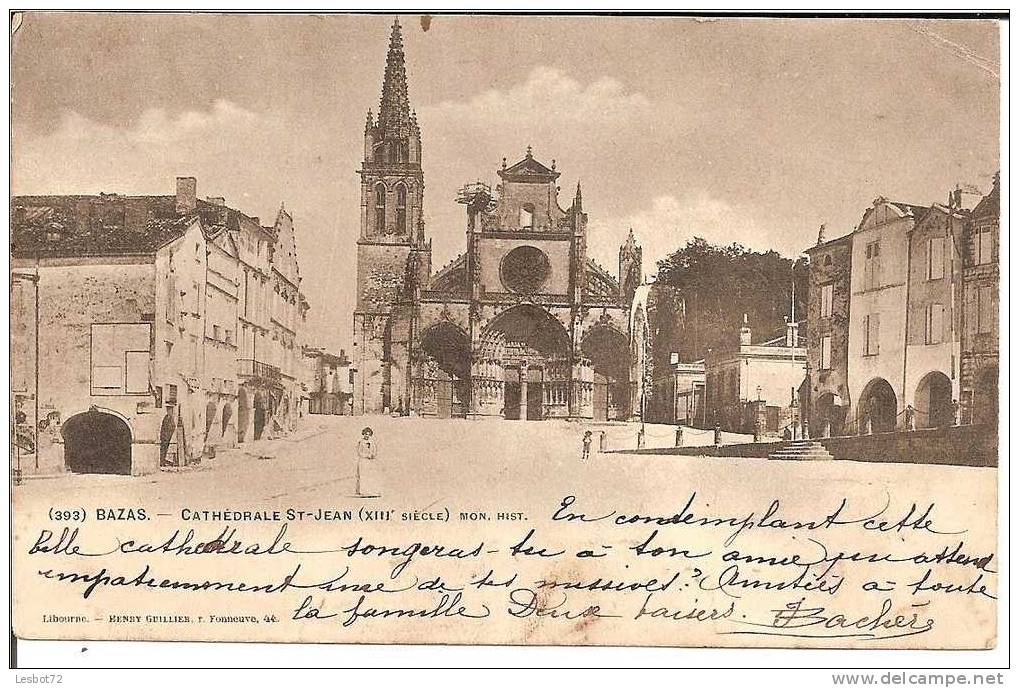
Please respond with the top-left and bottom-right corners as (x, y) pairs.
(12, 415), (993, 517)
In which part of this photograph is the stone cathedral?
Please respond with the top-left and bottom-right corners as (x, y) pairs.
(353, 19), (642, 421)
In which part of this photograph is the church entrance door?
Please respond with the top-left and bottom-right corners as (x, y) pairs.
(436, 378), (453, 419)
(504, 366), (521, 420)
(526, 367), (543, 421)
(593, 373), (609, 421)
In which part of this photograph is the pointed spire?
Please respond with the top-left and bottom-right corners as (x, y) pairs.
(377, 17), (412, 134)
(623, 227), (638, 250)
(573, 180), (583, 211)
(365, 109), (374, 131)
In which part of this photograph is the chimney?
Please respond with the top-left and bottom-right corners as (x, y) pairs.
(739, 313), (752, 346)
(785, 317), (799, 348)
(206, 196), (225, 206)
(176, 177), (197, 214)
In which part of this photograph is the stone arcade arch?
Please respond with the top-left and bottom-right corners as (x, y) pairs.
(857, 377), (897, 433)
(914, 371), (953, 428)
(237, 388), (250, 443)
(581, 325), (631, 421)
(479, 304), (571, 420)
(62, 407), (132, 475)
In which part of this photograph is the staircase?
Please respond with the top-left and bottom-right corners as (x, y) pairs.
(768, 439), (835, 461)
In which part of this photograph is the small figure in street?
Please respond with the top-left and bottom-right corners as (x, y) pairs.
(905, 404), (916, 431)
(713, 422), (722, 448)
(951, 398), (962, 426)
(582, 430), (593, 461)
(159, 407), (176, 467)
(355, 426), (379, 498)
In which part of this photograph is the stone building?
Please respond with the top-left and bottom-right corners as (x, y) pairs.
(647, 357), (706, 426)
(905, 202), (966, 429)
(10, 177), (308, 476)
(302, 346), (353, 415)
(960, 174), (999, 425)
(352, 20), (639, 421)
(806, 184), (994, 437)
(803, 228), (853, 436)
(704, 317), (807, 434)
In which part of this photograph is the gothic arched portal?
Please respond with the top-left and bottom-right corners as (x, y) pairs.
(480, 305), (571, 420)
(417, 322), (471, 418)
(582, 325), (631, 421)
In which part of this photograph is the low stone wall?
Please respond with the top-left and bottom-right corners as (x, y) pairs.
(614, 424), (997, 468)
(817, 424), (997, 468)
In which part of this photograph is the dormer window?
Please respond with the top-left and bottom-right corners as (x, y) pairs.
(519, 204), (534, 230)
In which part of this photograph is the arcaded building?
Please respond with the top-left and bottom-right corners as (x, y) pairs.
(353, 20), (640, 420)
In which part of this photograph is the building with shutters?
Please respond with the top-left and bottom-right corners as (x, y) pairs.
(11, 177), (308, 476)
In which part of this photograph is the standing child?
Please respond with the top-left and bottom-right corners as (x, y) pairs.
(582, 430), (593, 461)
(355, 426), (378, 497)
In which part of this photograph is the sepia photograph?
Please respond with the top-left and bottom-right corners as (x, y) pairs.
(7, 9), (1007, 676)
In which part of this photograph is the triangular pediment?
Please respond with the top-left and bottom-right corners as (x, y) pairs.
(499, 152), (560, 181)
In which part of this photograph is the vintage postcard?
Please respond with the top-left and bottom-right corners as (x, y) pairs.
(9, 12), (1002, 654)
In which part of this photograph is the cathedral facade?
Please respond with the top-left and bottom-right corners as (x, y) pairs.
(352, 20), (642, 421)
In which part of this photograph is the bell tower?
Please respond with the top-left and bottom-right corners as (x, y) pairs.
(353, 18), (429, 414)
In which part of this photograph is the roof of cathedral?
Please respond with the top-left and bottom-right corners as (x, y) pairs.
(428, 253), (468, 293)
(376, 18), (415, 137)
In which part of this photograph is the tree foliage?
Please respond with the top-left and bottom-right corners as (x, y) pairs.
(653, 237), (809, 363)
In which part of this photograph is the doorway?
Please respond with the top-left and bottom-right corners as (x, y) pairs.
(504, 366), (521, 420)
(436, 377), (453, 419)
(593, 373), (608, 421)
(526, 367), (543, 421)
(63, 408), (132, 475)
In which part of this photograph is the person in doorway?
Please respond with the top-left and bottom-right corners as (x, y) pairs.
(159, 407), (176, 467)
(581, 431), (593, 461)
(355, 426), (378, 497)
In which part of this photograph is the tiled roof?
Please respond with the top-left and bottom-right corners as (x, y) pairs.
(10, 194), (259, 258)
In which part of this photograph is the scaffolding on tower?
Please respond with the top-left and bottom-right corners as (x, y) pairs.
(456, 180), (497, 212)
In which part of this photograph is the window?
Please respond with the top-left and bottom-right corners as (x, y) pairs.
(225, 329), (233, 346)
(374, 184), (386, 234)
(820, 335), (832, 370)
(213, 325), (221, 341)
(519, 204), (534, 229)
(863, 314), (880, 356)
(166, 383), (178, 405)
(91, 323), (151, 395)
(925, 303), (945, 344)
(975, 227), (994, 265)
(926, 237), (945, 280)
(396, 184), (407, 233)
(864, 241), (881, 290)
(820, 283), (834, 318)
